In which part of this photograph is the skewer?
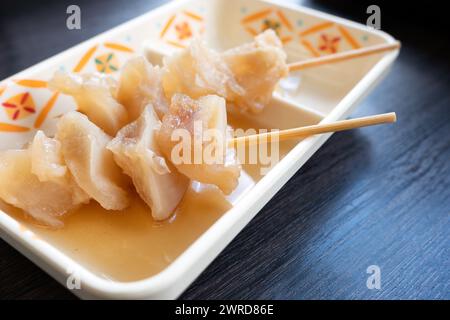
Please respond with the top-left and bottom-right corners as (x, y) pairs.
(288, 41), (401, 72)
(229, 112), (396, 147)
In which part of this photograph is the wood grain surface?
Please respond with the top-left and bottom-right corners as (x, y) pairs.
(0, 0), (448, 299)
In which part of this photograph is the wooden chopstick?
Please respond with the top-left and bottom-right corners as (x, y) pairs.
(288, 41), (401, 72)
(229, 112), (397, 147)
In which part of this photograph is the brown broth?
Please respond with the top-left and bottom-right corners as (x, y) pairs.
(3, 104), (322, 282)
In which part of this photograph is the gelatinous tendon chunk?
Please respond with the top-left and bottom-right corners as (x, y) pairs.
(31, 131), (90, 205)
(223, 29), (289, 113)
(57, 112), (130, 210)
(157, 94), (241, 195)
(0, 131), (89, 227)
(31, 130), (67, 181)
(117, 57), (169, 121)
(162, 38), (244, 101)
(49, 71), (128, 135)
(108, 106), (189, 220)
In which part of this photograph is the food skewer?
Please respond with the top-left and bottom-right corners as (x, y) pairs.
(288, 42), (401, 72)
(229, 112), (396, 147)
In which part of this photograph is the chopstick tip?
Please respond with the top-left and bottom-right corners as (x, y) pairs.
(390, 112), (397, 123)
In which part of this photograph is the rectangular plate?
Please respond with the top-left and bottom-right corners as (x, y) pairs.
(0, 0), (399, 299)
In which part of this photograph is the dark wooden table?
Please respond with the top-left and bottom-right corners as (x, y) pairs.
(0, 0), (448, 300)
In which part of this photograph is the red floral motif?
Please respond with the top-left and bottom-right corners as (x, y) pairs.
(318, 34), (341, 54)
(2, 92), (36, 121)
(175, 22), (192, 40)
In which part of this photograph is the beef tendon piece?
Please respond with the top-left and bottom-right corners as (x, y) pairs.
(56, 111), (130, 210)
(49, 71), (128, 135)
(162, 30), (288, 114)
(223, 29), (289, 113)
(162, 38), (244, 101)
(157, 94), (241, 195)
(31, 130), (67, 181)
(108, 106), (189, 221)
(31, 131), (89, 205)
(117, 56), (169, 122)
(0, 131), (89, 227)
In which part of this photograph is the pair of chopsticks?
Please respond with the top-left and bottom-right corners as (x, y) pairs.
(228, 41), (400, 146)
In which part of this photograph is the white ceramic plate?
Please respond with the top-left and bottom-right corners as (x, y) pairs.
(0, 0), (399, 299)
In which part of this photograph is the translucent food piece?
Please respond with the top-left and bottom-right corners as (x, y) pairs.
(31, 130), (67, 180)
(223, 29), (289, 113)
(157, 94), (241, 194)
(31, 131), (89, 205)
(0, 132), (89, 227)
(117, 56), (169, 121)
(57, 111), (130, 210)
(162, 31), (287, 113)
(108, 106), (189, 220)
(49, 71), (128, 135)
(162, 38), (244, 101)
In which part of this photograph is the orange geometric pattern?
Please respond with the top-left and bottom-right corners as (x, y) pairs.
(15, 79), (48, 88)
(0, 122), (30, 132)
(103, 42), (134, 53)
(159, 11), (204, 48)
(2, 92), (36, 121)
(0, 79), (63, 132)
(0, 38), (135, 134)
(337, 26), (361, 49)
(241, 7), (363, 55)
(73, 42), (134, 74)
(300, 39), (320, 57)
(299, 21), (334, 37)
(34, 92), (60, 129)
(241, 8), (294, 44)
(73, 45), (98, 73)
(298, 21), (361, 57)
